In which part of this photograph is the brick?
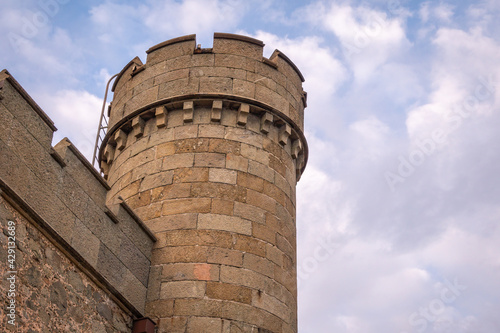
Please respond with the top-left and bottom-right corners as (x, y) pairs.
(187, 317), (223, 333)
(162, 198), (211, 215)
(198, 214), (252, 235)
(207, 247), (243, 266)
(209, 168), (237, 184)
(234, 201), (266, 225)
(173, 167), (209, 183)
(160, 281), (206, 298)
(139, 170), (174, 191)
(162, 263), (220, 281)
(194, 152), (226, 167)
(211, 199), (234, 215)
(162, 153), (194, 170)
(206, 282), (252, 304)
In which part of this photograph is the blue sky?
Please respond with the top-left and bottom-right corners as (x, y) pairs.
(2, 0), (500, 332)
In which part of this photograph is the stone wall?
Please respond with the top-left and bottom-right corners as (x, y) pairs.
(0, 69), (157, 330)
(0, 197), (132, 332)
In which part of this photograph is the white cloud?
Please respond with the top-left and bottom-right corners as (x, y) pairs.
(38, 90), (103, 161)
(300, 2), (411, 82)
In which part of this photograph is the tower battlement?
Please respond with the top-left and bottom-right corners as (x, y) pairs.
(110, 33), (306, 133)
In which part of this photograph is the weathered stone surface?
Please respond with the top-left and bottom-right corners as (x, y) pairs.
(0, 199), (132, 332)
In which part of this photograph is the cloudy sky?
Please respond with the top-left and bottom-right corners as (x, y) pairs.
(2, 0), (500, 332)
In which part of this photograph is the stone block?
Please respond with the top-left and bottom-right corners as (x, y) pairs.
(266, 244), (284, 267)
(199, 77), (233, 94)
(158, 316), (188, 333)
(175, 138), (209, 153)
(139, 170), (174, 191)
(207, 247), (243, 266)
(211, 100), (223, 122)
(251, 290), (290, 323)
(241, 144), (269, 165)
(194, 152), (226, 168)
(160, 281), (206, 298)
(252, 222), (276, 244)
(234, 202), (266, 225)
(162, 263), (220, 281)
(145, 299), (174, 318)
(153, 68), (190, 86)
(151, 183), (191, 202)
(147, 213), (198, 233)
(199, 124), (225, 138)
(206, 282), (252, 304)
(248, 161), (275, 183)
(162, 198), (212, 215)
(233, 79), (255, 99)
(224, 127), (262, 148)
(237, 172), (264, 192)
(152, 245), (209, 264)
(243, 253), (275, 278)
(209, 168), (237, 184)
(162, 153), (194, 170)
(226, 153), (248, 172)
(174, 124), (199, 139)
(187, 317), (223, 333)
(233, 234), (266, 257)
(198, 214), (252, 235)
(173, 167), (209, 183)
(209, 138), (241, 154)
(164, 229), (232, 248)
(211, 199), (234, 215)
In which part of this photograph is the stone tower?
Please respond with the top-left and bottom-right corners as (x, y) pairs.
(99, 33), (308, 333)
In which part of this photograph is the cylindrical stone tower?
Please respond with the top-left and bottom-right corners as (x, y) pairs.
(99, 33), (308, 333)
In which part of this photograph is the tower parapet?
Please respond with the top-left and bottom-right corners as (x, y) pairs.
(99, 33), (308, 333)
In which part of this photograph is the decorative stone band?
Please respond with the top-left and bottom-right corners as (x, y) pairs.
(99, 95), (308, 182)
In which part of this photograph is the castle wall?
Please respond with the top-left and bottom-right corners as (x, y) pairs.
(0, 197), (132, 333)
(0, 70), (156, 330)
(101, 34), (308, 333)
